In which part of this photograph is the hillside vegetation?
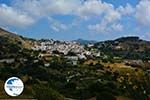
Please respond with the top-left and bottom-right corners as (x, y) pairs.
(94, 37), (150, 60)
(0, 28), (33, 58)
(0, 28), (150, 100)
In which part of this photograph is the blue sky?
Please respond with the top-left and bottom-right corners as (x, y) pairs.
(0, 0), (150, 41)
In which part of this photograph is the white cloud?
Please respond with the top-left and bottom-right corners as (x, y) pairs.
(76, 0), (105, 19)
(88, 23), (123, 33)
(104, 9), (121, 23)
(76, 0), (122, 21)
(0, 4), (34, 27)
(87, 2), (136, 33)
(11, 0), (123, 29)
(0, 0), (81, 28)
(13, 0), (80, 17)
(13, 0), (122, 21)
(1, 0), (148, 33)
(48, 17), (68, 32)
(117, 3), (135, 15)
(111, 23), (123, 31)
(135, 0), (150, 25)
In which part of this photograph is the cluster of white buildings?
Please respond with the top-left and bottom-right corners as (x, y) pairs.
(32, 40), (85, 55)
(31, 39), (101, 59)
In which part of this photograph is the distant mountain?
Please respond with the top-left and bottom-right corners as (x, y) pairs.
(73, 38), (97, 45)
(94, 36), (150, 60)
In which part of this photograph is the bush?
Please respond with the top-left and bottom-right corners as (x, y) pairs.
(34, 84), (65, 100)
(96, 92), (116, 100)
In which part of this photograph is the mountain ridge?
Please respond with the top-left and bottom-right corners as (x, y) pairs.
(94, 36), (150, 60)
(73, 38), (97, 45)
(0, 27), (150, 60)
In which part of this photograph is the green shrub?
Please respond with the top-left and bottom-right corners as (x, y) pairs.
(34, 84), (65, 100)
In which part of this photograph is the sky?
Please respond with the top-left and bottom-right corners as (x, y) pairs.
(0, 0), (150, 41)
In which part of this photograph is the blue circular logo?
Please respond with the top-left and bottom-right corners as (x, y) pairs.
(4, 77), (24, 96)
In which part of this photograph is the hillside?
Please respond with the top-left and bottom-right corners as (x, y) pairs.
(1, 28), (150, 60)
(0, 28), (150, 99)
(0, 28), (33, 58)
(94, 36), (150, 60)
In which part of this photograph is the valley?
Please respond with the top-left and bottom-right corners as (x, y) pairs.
(0, 28), (150, 100)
